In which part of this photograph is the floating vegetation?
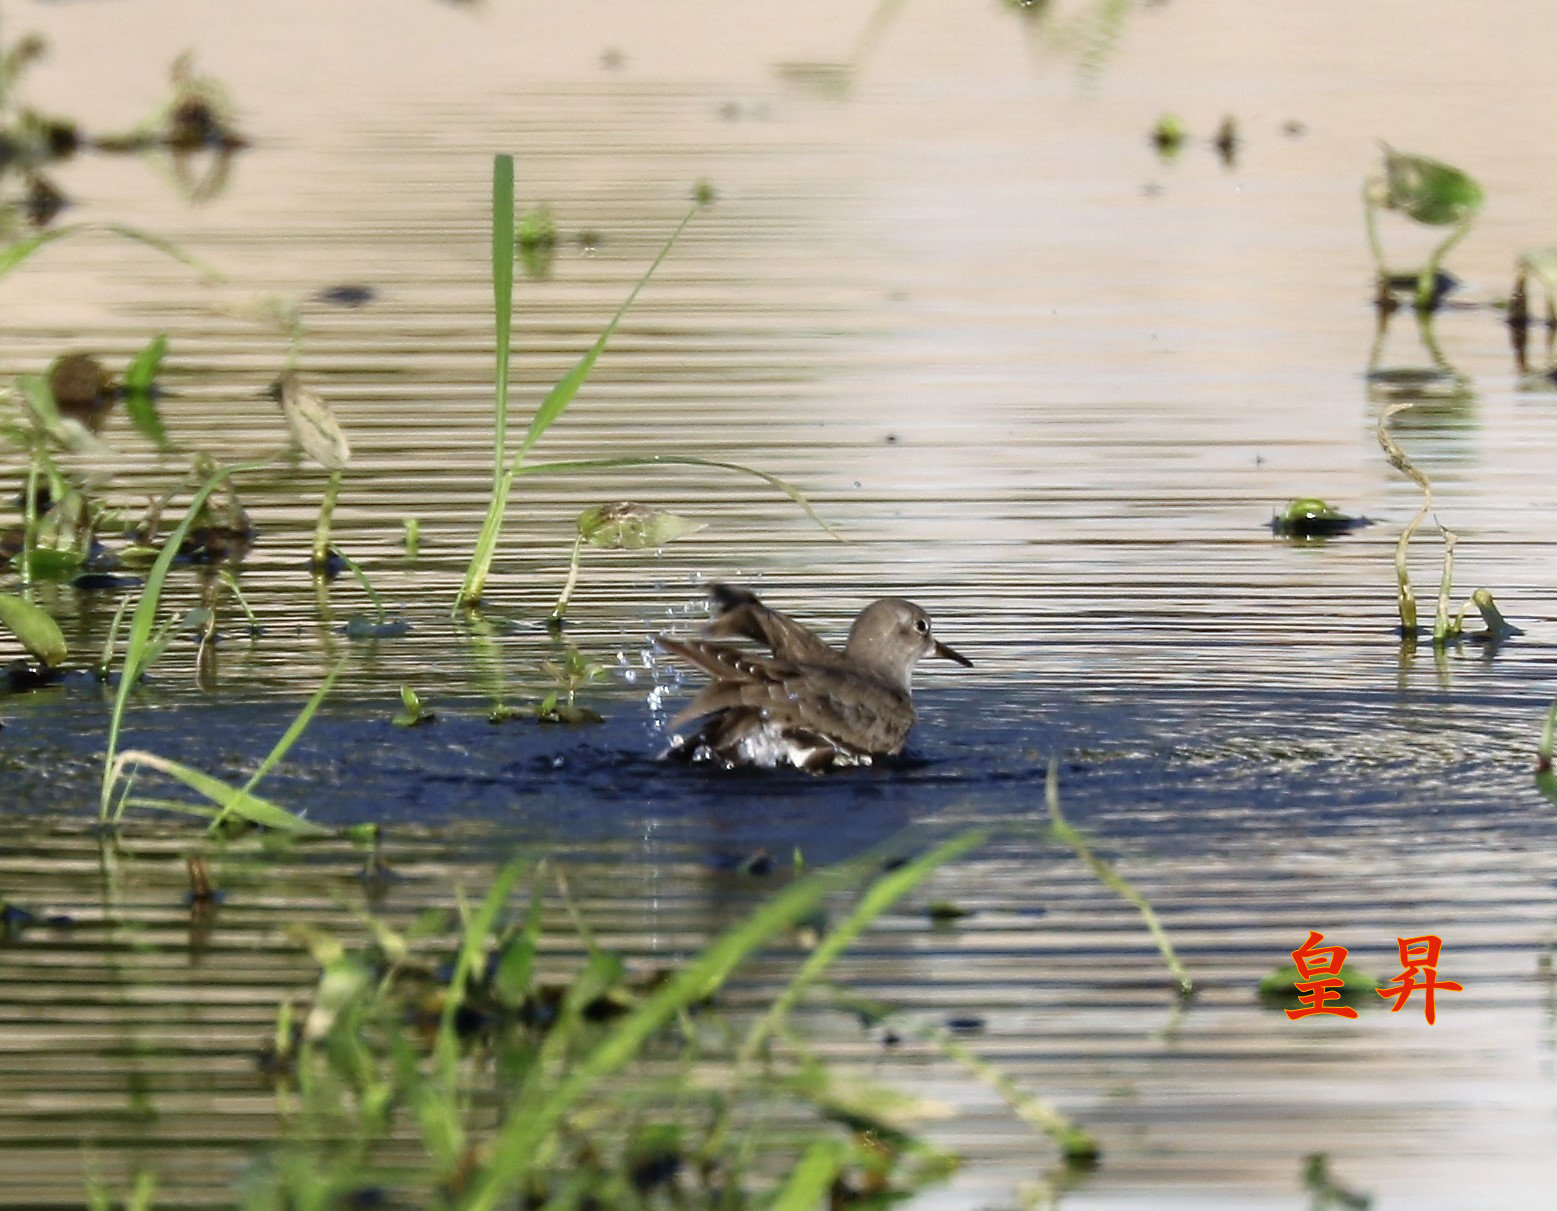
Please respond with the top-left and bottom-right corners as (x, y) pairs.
(1149, 113), (1187, 159)
(1376, 401), (1520, 645)
(550, 501), (704, 623)
(1270, 497), (1371, 539)
(1364, 145), (1483, 312)
(515, 201), (557, 279)
(1258, 962), (1381, 1008)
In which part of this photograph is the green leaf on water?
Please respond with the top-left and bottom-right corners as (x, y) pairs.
(1376, 145), (1484, 227)
(123, 335), (170, 447)
(577, 502), (705, 550)
(0, 593), (67, 666)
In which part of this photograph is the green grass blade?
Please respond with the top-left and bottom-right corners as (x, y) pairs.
(1046, 758), (1192, 996)
(464, 862), (856, 1209)
(739, 830), (985, 1064)
(0, 224), (84, 279)
(0, 222), (227, 284)
(108, 750), (332, 836)
(453, 156), (517, 611)
(455, 193), (700, 610)
(512, 204), (697, 466)
(767, 1140), (847, 1211)
(123, 334), (171, 447)
(206, 663), (343, 834)
(123, 334), (167, 395)
(492, 154), (516, 496)
(329, 546), (388, 623)
(102, 223), (229, 283)
(99, 457), (275, 817)
(516, 454), (839, 538)
(434, 859), (529, 1081)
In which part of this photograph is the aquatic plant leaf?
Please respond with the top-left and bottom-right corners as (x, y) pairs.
(1047, 759), (1192, 996)
(277, 372), (350, 471)
(577, 502), (705, 550)
(768, 1140), (849, 1211)
(123, 334), (166, 395)
(0, 593), (67, 666)
(0, 221), (226, 284)
(392, 684), (434, 726)
(515, 203), (557, 250)
(109, 749), (331, 836)
(19, 547), (83, 582)
(122, 335), (170, 447)
(207, 663), (342, 835)
(1376, 146), (1484, 226)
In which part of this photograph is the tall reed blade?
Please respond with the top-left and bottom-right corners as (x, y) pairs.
(454, 156), (699, 610)
(455, 154), (517, 611)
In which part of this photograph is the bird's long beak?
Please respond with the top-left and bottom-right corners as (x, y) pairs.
(933, 640), (973, 667)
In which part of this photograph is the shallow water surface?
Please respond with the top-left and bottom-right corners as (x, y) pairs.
(3, 0), (1557, 1207)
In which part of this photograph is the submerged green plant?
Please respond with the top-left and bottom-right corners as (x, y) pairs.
(1364, 145), (1483, 311)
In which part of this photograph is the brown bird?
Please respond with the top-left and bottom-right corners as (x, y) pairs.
(656, 584), (972, 771)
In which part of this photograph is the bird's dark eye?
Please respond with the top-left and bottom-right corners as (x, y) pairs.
(914, 618), (929, 635)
